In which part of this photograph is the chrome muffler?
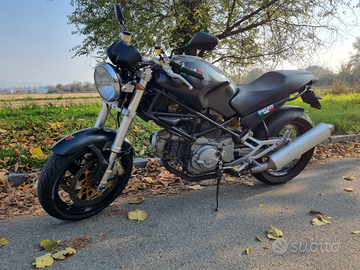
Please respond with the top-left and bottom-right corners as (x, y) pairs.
(245, 122), (334, 174)
(268, 122), (334, 169)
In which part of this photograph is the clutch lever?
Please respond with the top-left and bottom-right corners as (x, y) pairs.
(163, 67), (193, 90)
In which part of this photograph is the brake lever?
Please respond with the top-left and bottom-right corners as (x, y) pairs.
(163, 67), (193, 90)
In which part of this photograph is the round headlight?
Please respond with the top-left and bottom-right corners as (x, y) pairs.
(94, 63), (122, 102)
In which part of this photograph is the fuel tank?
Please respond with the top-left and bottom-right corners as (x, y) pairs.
(151, 55), (238, 118)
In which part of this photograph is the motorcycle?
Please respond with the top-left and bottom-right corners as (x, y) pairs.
(37, 4), (334, 220)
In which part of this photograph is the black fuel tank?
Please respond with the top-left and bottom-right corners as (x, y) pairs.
(151, 56), (238, 118)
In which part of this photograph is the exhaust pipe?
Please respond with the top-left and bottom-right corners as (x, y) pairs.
(243, 122), (334, 174)
(268, 122), (334, 169)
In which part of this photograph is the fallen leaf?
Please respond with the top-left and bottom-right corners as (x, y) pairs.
(33, 253), (54, 268)
(30, 147), (47, 159)
(259, 204), (264, 207)
(351, 231), (360, 234)
(40, 239), (60, 251)
(128, 209), (148, 221)
(309, 210), (323, 215)
(343, 176), (355, 181)
(52, 248), (76, 260)
(189, 185), (204, 190)
(0, 169), (9, 187)
(311, 215), (332, 226)
(142, 177), (153, 183)
(0, 238), (8, 247)
(98, 232), (109, 238)
(344, 188), (355, 192)
(129, 197), (145, 204)
(267, 226), (283, 240)
(225, 177), (236, 182)
(245, 247), (251, 254)
(263, 246), (270, 249)
(61, 236), (92, 250)
(244, 181), (254, 187)
(119, 248), (124, 252)
(256, 237), (263, 242)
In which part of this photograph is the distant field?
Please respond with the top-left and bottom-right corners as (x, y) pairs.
(0, 93), (100, 100)
(0, 93), (101, 108)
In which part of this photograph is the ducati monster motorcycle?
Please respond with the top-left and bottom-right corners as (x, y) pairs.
(38, 4), (334, 220)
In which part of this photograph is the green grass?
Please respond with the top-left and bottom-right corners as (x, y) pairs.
(287, 92), (360, 134)
(1, 92), (359, 171)
(0, 102), (159, 170)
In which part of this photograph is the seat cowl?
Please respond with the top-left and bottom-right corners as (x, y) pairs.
(231, 70), (314, 116)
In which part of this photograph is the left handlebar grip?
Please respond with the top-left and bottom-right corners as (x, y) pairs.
(180, 66), (205, 80)
(170, 61), (205, 80)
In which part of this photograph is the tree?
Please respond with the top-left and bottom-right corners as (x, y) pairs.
(68, 0), (360, 73)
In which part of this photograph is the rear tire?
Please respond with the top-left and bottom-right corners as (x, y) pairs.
(37, 142), (133, 220)
(253, 113), (314, 184)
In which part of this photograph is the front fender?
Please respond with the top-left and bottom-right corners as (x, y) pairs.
(252, 105), (307, 139)
(52, 127), (131, 156)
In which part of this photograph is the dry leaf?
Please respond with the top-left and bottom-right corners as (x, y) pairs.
(33, 253), (54, 268)
(0, 238), (8, 247)
(344, 188), (355, 192)
(225, 177), (236, 182)
(263, 246), (270, 249)
(52, 248), (76, 260)
(267, 226), (283, 240)
(40, 239), (60, 251)
(256, 237), (263, 242)
(98, 232), (109, 238)
(129, 197), (145, 204)
(311, 215), (332, 226)
(30, 147), (47, 159)
(343, 176), (355, 181)
(309, 210), (323, 215)
(351, 231), (360, 234)
(62, 236), (92, 250)
(128, 209), (148, 221)
(189, 185), (204, 190)
(0, 169), (9, 187)
(259, 204), (264, 207)
(245, 247), (251, 254)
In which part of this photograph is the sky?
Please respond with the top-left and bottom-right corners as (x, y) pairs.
(0, 0), (359, 88)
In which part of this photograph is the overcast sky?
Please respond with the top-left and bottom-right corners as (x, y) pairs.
(0, 0), (359, 88)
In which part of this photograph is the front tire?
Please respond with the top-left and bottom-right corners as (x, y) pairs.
(37, 142), (133, 220)
(253, 113), (314, 184)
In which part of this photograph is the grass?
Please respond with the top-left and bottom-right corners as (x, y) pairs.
(287, 92), (360, 134)
(0, 92), (359, 170)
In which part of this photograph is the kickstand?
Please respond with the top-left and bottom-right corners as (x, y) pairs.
(215, 169), (223, 211)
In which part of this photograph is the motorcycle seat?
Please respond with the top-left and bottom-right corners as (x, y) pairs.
(230, 70), (315, 116)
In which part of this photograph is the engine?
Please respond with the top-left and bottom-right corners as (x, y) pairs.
(151, 130), (234, 174)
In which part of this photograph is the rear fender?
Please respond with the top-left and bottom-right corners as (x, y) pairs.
(52, 127), (132, 155)
(251, 105), (307, 139)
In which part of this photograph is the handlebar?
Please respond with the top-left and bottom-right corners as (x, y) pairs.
(170, 61), (205, 80)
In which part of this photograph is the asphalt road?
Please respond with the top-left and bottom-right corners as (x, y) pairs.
(1, 158), (360, 270)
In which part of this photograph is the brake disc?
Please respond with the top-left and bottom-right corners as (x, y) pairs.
(68, 160), (118, 206)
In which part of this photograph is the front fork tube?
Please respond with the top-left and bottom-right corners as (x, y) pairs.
(98, 68), (152, 188)
(98, 89), (144, 187)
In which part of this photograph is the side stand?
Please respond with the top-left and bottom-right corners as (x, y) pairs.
(215, 169), (223, 211)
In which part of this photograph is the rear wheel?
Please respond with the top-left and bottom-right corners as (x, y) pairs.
(253, 113), (314, 184)
(37, 141), (133, 220)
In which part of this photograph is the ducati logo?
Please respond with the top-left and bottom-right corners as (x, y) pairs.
(258, 104), (274, 116)
(65, 134), (75, 140)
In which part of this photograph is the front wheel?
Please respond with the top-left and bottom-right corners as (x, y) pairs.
(253, 113), (314, 184)
(37, 141), (133, 220)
